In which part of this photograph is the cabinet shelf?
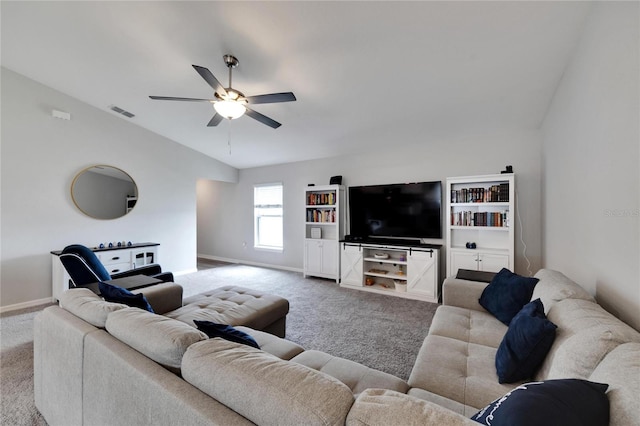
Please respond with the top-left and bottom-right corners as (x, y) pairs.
(363, 257), (407, 265)
(451, 202), (509, 207)
(365, 271), (407, 280)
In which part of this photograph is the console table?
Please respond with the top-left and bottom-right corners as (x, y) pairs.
(50, 242), (160, 302)
(340, 240), (441, 303)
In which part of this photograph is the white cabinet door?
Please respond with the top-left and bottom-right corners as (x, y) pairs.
(340, 244), (363, 286)
(479, 253), (509, 273)
(450, 250), (479, 275)
(304, 240), (339, 281)
(321, 241), (338, 276)
(304, 240), (323, 275)
(407, 250), (438, 300)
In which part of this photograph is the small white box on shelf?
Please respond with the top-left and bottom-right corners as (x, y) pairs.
(311, 227), (321, 239)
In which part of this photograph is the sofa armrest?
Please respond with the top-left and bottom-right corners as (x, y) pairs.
(133, 282), (183, 314)
(112, 264), (162, 278)
(346, 389), (478, 426)
(442, 277), (489, 312)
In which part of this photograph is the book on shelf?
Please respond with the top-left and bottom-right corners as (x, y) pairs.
(307, 192), (336, 206)
(450, 210), (509, 227)
(451, 183), (509, 203)
(307, 208), (336, 223)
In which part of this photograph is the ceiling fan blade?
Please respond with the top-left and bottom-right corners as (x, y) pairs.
(192, 65), (227, 97)
(207, 113), (224, 127)
(244, 107), (282, 129)
(149, 96), (214, 102)
(245, 92), (296, 105)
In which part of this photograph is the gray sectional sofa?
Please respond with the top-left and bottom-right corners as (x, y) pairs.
(34, 270), (640, 425)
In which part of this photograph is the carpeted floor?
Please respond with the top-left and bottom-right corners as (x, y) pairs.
(1, 261), (438, 425)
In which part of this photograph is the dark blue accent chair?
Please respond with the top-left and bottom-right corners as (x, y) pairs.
(59, 244), (174, 287)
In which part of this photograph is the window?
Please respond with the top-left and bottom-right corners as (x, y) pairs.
(254, 183), (283, 250)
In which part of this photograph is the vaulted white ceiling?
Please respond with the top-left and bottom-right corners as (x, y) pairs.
(1, 1), (591, 169)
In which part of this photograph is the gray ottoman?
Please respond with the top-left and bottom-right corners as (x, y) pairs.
(165, 285), (289, 337)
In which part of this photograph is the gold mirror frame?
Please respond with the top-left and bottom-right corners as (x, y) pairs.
(71, 165), (138, 220)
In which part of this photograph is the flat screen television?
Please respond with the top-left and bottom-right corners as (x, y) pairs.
(348, 181), (442, 240)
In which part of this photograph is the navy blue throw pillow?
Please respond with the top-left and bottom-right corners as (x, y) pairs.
(495, 299), (557, 383)
(194, 320), (260, 349)
(472, 379), (609, 426)
(98, 282), (154, 313)
(479, 268), (539, 325)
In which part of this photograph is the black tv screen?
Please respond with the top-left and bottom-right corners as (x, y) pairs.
(348, 181), (442, 239)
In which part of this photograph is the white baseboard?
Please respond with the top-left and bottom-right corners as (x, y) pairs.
(0, 297), (53, 314)
(197, 254), (303, 274)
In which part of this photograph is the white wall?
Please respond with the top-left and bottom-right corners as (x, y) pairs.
(0, 68), (238, 309)
(198, 128), (543, 279)
(541, 3), (639, 330)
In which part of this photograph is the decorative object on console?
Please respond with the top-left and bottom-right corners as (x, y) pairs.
(471, 379), (609, 426)
(478, 268), (539, 325)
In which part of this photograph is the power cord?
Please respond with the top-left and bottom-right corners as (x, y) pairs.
(515, 187), (533, 276)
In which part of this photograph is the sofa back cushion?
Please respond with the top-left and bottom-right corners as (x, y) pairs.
(59, 288), (127, 328)
(182, 338), (355, 426)
(105, 308), (207, 372)
(535, 299), (640, 381)
(531, 269), (594, 313)
(588, 343), (640, 426)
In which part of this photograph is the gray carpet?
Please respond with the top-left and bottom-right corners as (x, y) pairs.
(1, 262), (437, 425)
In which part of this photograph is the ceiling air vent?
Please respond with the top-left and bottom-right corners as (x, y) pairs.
(109, 105), (135, 118)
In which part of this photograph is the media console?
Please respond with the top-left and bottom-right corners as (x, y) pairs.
(340, 239), (441, 303)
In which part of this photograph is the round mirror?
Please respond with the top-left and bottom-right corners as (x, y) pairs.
(71, 165), (138, 219)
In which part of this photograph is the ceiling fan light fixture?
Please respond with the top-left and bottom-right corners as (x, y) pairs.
(214, 100), (246, 119)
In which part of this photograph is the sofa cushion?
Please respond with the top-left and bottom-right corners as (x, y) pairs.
(194, 320), (259, 349)
(182, 338), (354, 426)
(99, 281), (154, 313)
(531, 269), (594, 314)
(408, 334), (517, 410)
(588, 343), (640, 426)
(59, 288), (127, 328)
(291, 350), (409, 395)
(347, 389), (477, 426)
(495, 299), (557, 383)
(535, 299), (640, 381)
(471, 379), (609, 426)
(479, 268), (539, 325)
(105, 308), (207, 372)
(234, 326), (304, 360)
(428, 305), (507, 348)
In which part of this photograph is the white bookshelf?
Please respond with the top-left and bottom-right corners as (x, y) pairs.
(303, 185), (345, 282)
(446, 174), (515, 277)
